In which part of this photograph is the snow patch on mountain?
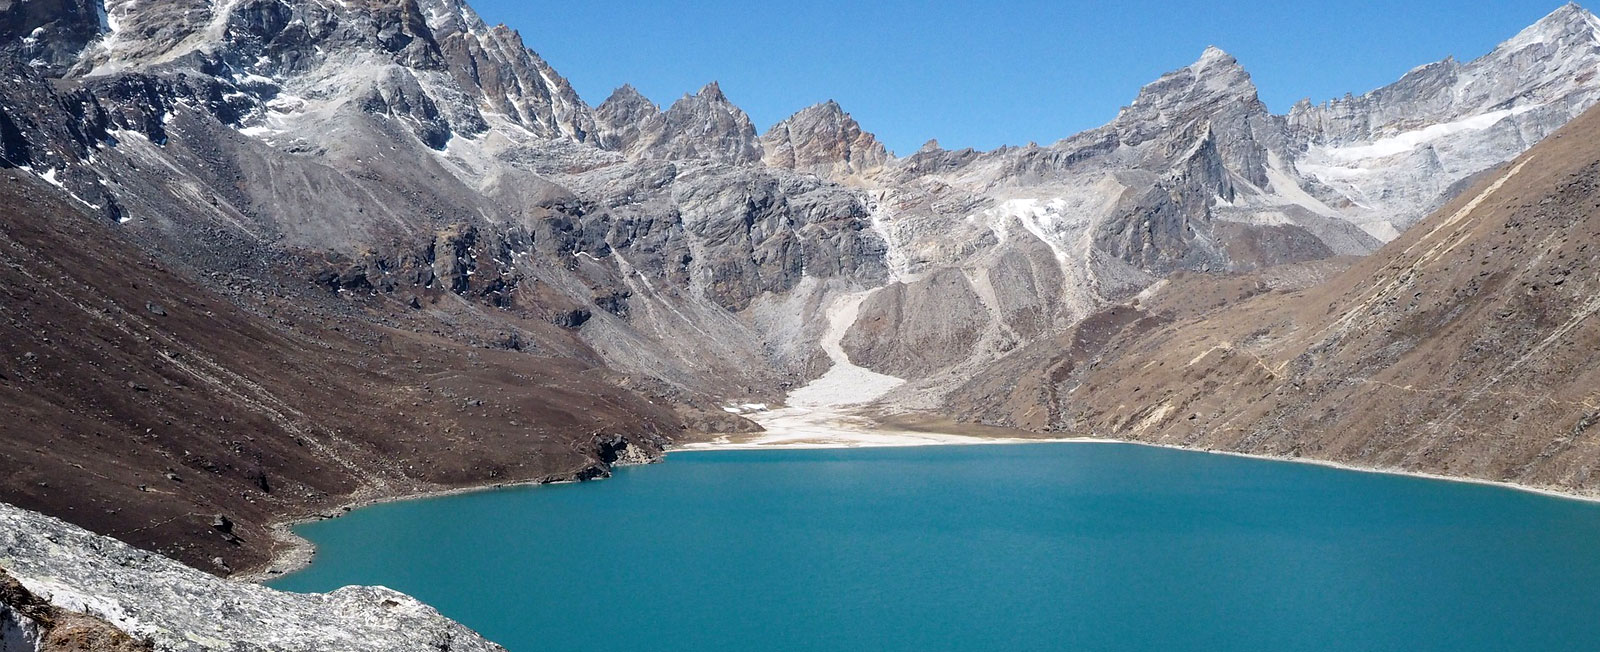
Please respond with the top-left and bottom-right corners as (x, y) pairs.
(1312, 105), (1543, 163)
(786, 290), (905, 409)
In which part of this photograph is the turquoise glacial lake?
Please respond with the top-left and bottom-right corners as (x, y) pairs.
(269, 443), (1600, 651)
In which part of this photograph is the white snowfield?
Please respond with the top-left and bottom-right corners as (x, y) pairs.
(783, 291), (904, 409)
(682, 408), (1064, 450)
(1312, 105), (1543, 163)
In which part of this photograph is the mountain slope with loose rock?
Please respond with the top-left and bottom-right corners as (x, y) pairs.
(957, 103), (1600, 494)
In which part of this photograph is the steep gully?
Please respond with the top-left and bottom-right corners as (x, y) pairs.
(681, 290), (1062, 449)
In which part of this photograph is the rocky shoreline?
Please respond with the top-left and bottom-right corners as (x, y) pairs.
(882, 413), (1600, 505)
(8, 412), (1596, 652)
(246, 412), (1600, 587)
(691, 408), (1600, 501)
(238, 436), (670, 582)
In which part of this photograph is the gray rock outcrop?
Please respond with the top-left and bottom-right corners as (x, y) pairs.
(0, 501), (506, 651)
(760, 100), (890, 180)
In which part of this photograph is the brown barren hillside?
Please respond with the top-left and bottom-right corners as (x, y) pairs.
(981, 104), (1600, 493)
(0, 171), (691, 575)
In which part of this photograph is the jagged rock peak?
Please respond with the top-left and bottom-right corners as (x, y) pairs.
(1501, 2), (1600, 51)
(1175, 46), (1250, 89)
(773, 99), (852, 129)
(761, 99), (889, 179)
(1108, 43), (1274, 185)
(600, 84), (656, 110)
(619, 80), (761, 164)
(430, 7), (597, 140)
(667, 81), (748, 117)
(1116, 45), (1261, 129)
(695, 80), (729, 102)
(1193, 45), (1237, 69)
(1179, 45), (1248, 81)
(593, 84), (661, 150)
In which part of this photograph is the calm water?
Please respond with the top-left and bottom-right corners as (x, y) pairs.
(269, 444), (1600, 651)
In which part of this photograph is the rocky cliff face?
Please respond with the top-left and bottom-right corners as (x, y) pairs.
(2, 567), (153, 652)
(1112, 46), (1280, 191)
(592, 84), (657, 152)
(0, 0), (102, 75)
(1286, 2), (1600, 240)
(760, 100), (890, 180)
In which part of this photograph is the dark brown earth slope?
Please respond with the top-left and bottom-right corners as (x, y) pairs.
(0, 171), (688, 575)
(945, 258), (1357, 431)
(958, 104), (1600, 495)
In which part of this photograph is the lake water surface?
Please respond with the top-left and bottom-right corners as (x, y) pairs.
(269, 443), (1600, 651)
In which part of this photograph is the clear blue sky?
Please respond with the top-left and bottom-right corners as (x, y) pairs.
(470, 1), (1571, 154)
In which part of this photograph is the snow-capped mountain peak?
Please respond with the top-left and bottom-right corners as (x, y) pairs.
(1501, 2), (1600, 52)
(1284, 3), (1600, 241)
(1119, 45), (1261, 128)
